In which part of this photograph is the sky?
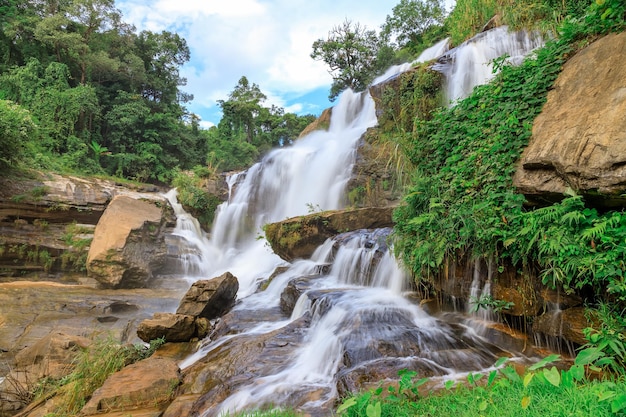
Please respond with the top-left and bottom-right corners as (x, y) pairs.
(115, 0), (402, 128)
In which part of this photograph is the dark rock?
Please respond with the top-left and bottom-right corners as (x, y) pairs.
(176, 272), (239, 320)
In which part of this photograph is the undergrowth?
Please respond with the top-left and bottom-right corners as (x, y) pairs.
(338, 354), (626, 417)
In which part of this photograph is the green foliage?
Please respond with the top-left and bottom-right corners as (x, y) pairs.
(381, 0), (447, 52)
(172, 168), (222, 230)
(338, 353), (626, 417)
(580, 304), (626, 373)
(0, 99), (37, 169)
(446, 0), (596, 45)
(311, 19), (382, 100)
(394, 0), (625, 306)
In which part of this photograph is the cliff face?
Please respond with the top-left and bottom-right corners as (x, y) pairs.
(514, 31), (626, 207)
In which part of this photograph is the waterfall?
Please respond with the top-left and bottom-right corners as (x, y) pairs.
(166, 27), (545, 416)
(435, 26), (543, 104)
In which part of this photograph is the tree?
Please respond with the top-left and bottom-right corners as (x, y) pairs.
(381, 0), (446, 51)
(217, 76), (266, 143)
(311, 19), (380, 101)
(0, 100), (37, 169)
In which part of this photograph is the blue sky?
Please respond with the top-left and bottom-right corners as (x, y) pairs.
(115, 0), (404, 128)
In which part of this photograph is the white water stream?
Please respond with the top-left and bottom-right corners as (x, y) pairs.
(164, 27), (545, 416)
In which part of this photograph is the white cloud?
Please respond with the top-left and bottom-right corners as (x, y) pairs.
(116, 0), (407, 125)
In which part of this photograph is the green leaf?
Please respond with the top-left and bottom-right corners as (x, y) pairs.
(494, 357), (509, 368)
(478, 400), (488, 411)
(611, 394), (626, 413)
(575, 347), (605, 366)
(501, 366), (521, 383)
(543, 367), (561, 387)
(366, 402), (381, 417)
(487, 370), (498, 387)
(523, 372), (534, 388)
(336, 397), (357, 414)
(529, 354), (561, 371)
(569, 364), (585, 381)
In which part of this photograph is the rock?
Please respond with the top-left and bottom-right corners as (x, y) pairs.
(280, 276), (316, 316)
(86, 195), (172, 289)
(264, 207), (395, 262)
(298, 108), (332, 138)
(13, 332), (91, 379)
(533, 307), (596, 346)
(514, 32), (626, 207)
(136, 313), (196, 343)
(176, 272), (239, 319)
(81, 356), (180, 415)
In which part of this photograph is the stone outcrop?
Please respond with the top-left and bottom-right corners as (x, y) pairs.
(0, 173), (167, 278)
(0, 332), (91, 415)
(136, 313), (197, 343)
(298, 108), (332, 138)
(264, 207), (394, 261)
(81, 356), (180, 415)
(136, 273), (239, 343)
(514, 32), (626, 207)
(176, 272), (239, 319)
(87, 195), (173, 289)
(533, 307), (597, 346)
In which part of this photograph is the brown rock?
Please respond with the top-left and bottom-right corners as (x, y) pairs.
(533, 307), (595, 346)
(514, 32), (626, 207)
(87, 195), (171, 288)
(264, 207), (395, 261)
(176, 272), (239, 319)
(137, 313), (196, 343)
(81, 356), (180, 415)
(298, 108), (332, 138)
(13, 332), (91, 380)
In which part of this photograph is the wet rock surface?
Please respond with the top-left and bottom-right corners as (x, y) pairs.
(176, 272), (239, 319)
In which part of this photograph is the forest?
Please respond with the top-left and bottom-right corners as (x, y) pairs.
(0, 0), (316, 182)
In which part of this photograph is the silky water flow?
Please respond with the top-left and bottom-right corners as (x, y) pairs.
(163, 27), (545, 416)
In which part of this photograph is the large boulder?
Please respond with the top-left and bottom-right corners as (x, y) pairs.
(81, 356), (180, 415)
(264, 207), (394, 262)
(86, 195), (173, 288)
(176, 273), (239, 319)
(514, 32), (626, 207)
(136, 313), (196, 343)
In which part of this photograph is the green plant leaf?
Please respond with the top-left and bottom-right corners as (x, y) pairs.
(366, 402), (381, 417)
(521, 396), (531, 409)
(543, 367), (561, 387)
(575, 347), (605, 366)
(529, 354), (561, 371)
(523, 372), (534, 388)
(501, 366), (521, 383)
(611, 394), (626, 413)
(336, 397), (357, 414)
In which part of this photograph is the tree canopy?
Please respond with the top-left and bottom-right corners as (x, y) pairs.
(0, 0), (317, 181)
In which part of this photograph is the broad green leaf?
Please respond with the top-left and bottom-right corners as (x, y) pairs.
(543, 367), (561, 387)
(523, 372), (534, 388)
(598, 390), (616, 402)
(529, 354), (561, 371)
(494, 357), (509, 368)
(611, 394), (626, 413)
(336, 397), (356, 414)
(575, 348), (605, 366)
(366, 402), (381, 417)
(501, 366), (521, 383)
(569, 364), (585, 381)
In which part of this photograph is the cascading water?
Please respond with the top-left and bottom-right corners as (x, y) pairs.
(166, 27), (547, 416)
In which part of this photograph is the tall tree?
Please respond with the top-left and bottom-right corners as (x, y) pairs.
(381, 0), (446, 51)
(311, 19), (380, 101)
(217, 76), (266, 143)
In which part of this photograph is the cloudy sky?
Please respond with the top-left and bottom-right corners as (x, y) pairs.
(116, 0), (404, 128)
